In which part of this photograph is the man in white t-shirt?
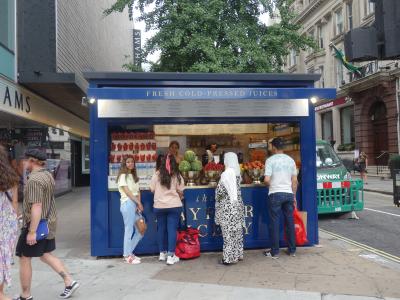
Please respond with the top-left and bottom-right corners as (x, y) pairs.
(263, 137), (298, 259)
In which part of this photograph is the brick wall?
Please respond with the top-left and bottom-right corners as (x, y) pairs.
(352, 80), (398, 164)
(56, 0), (132, 86)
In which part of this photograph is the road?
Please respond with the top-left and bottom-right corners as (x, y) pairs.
(318, 191), (400, 258)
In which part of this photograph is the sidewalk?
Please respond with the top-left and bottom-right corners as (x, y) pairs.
(353, 174), (393, 195)
(6, 187), (400, 300)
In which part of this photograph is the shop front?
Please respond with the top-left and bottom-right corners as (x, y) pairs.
(85, 73), (336, 257)
(0, 75), (90, 195)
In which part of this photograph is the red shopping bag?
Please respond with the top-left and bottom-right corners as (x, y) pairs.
(284, 208), (308, 246)
(293, 208), (308, 245)
(175, 227), (200, 259)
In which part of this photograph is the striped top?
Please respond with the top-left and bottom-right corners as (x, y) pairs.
(23, 169), (57, 239)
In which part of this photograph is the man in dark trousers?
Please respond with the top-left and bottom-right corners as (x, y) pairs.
(14, 149), (79, 300)
(263, 138), (298, 259)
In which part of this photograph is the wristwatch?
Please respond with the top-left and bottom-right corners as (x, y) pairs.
(28, 229), (36, 234)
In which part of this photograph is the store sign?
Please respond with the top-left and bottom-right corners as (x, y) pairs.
(98, 98), (309, 118)
(315, 97), (350, 112)
(0, 77), (89, 138)
(1, 81), (32, 114)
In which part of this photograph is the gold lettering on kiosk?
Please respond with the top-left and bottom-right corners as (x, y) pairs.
(243, 222), (252, 235)
(244, 205), (253, 218)
(189, 208), (201, 221)
(197, 224), (208, 237)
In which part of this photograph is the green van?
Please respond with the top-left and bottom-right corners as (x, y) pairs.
(316, 140), (364, 214)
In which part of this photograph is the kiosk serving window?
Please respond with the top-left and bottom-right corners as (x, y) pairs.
(107, 122), (300, 190)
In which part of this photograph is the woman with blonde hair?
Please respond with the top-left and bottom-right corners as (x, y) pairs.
(0, 145), (20, 300)
(117, 157), (143, 264)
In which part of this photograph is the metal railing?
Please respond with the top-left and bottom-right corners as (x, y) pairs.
(349, 61), (379, 83)
(376, 151), (390, 175)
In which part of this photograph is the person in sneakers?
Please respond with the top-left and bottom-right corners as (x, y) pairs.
(150, 154), (184, 265)
(117, 157), (144, 265)
(264, 138), (298, 259)
(14, 149), (79, 300)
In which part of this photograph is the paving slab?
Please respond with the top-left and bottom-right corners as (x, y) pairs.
(5, 187), (400, 300)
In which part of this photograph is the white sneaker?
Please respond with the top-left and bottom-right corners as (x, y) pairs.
(159, 252), (167, 261)
(166, 255), (180, 265)
(125, 255), (141, 265)
(133, 255), (141, 261)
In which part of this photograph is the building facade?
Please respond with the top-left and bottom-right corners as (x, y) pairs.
(0, 0), (132, 193)
(286, 0), (400, 165)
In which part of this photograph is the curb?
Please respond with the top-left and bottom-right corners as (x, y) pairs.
(363, 188), (393, 196)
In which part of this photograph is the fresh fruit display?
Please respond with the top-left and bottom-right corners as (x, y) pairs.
(243, 161), (264, 170)
(179, 160), (192, 172)
(184, 150), (196, 162)
(204, 162), (225, 172)
(191, 160), (203, 172)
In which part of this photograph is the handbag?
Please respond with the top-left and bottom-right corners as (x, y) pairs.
(175, 199), (200, 259)
(135, 212), (147, 236)
(32, 200), (53, 241)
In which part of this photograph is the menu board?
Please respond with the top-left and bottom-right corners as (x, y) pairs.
(98, 98), (309, 118)
(154, 123), (270, 135)
(23, 129), (47, 147)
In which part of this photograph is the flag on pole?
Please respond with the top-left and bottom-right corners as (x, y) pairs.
(330, 43), (362, 77)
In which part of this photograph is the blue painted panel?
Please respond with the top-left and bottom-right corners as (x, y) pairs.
(107, 186), (301, 255)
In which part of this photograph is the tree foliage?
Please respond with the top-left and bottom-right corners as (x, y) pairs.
(105, 0), (315, 72)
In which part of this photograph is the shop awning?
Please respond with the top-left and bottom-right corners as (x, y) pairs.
(18, 71), (89, 122)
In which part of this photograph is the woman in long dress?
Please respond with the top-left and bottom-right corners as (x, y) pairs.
(215, 152), (245, 265)
(0, 146), (20, 300)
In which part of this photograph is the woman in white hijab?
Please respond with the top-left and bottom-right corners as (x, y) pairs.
(215, 152), (245, 265)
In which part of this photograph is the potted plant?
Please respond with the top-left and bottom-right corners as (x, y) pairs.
(337, 144), (345, 151)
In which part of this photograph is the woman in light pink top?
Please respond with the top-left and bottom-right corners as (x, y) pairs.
(150, 154), (184, 265)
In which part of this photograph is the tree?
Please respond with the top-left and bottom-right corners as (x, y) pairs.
(105, 0), (315, 72)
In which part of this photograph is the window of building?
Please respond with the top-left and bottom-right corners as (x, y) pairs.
(341, 106), (355, 144)
(347, 2), (353, 30)
(335, 9), (344, 36)
(0, 0), (15, 52)
(317, 25), (324, 49)
(318, 66), (325, 88)
(307, 29), (315, 54)
(336, 60), (344, 87)
(365, 0), (375, 16)
(321, 111), (333, 142)
(289, 49), (297, 67)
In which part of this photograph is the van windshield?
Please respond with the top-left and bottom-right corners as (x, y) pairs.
(316, 144), (342, 168)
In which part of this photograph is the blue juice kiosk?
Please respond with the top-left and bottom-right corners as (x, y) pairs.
(84, 73), (336, 257)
